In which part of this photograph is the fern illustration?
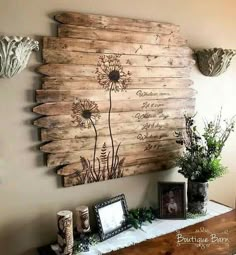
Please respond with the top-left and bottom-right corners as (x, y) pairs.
(100, 143), (108, 180)
(100, 143), (107, 165)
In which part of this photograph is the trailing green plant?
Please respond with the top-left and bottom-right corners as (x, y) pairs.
(175, 111), (235, 182)
(127, 207), (156, 229)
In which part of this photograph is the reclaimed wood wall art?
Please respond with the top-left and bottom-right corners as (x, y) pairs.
(34, 12), (196, 187)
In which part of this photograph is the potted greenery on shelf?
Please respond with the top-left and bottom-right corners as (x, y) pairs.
(175, 112), (234, 214)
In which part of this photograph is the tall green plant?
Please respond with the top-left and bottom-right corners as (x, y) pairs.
(175, 112), (235, 182)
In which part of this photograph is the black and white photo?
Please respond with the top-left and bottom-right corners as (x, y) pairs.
(158, 182), (186, 219)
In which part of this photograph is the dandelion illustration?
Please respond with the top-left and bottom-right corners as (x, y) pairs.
(96, 55), (131, 177)
(67, 55), (130, 185)
(71, 98), (101, 179)
(71, 98), (100, 128)
(96, 55), (131, 92)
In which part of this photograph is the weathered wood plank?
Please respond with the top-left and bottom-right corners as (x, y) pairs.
(36, 88), (195, 103)
(42, 77), (194, 90)
(43, 50), (195, 67)
(41, 118), (185, 141)
(40, 131), (180, 153)
(33, 98), (196, 116)
(58, 25), (185, 46)
(58, 152), (179, 176)
(48, 142), (181, 167)
(62, 160), (176, 187)
(34, 108), (194, 128)
(37, 64), (191, 78)
(58, 24), (186, 46)
(43, 37), (193, 57)
(54, 12), (180, 34)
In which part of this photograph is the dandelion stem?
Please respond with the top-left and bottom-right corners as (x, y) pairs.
(91, 119), (98, 179)
(108, 84), (115, 175)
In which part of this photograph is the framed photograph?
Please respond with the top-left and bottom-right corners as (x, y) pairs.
(158, 182), (186, 219)
(94, 194), (130, 241)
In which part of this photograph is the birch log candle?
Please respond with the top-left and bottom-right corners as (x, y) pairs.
(57, 210), (74, 255)
(75, 206), (91, 233)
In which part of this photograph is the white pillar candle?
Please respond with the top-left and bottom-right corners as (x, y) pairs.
(75, 206), (91, 233)
(57, 210), (74, 255)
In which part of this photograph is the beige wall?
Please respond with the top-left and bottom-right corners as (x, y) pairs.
(0, 0), (236, 254)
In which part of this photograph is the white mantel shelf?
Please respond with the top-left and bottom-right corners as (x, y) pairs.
(52, 201), (232, 255)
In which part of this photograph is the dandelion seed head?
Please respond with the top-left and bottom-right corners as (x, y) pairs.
(71, 98), (100, 128)
(96, 54), (131, 92)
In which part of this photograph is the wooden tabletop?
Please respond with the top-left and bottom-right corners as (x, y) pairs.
(107, 209), (236, 255)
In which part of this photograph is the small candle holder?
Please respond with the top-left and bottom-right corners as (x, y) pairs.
(57, 210), (74, 255)
(75, 205), (91, 234)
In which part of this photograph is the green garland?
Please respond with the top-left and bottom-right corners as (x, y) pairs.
(127, 207), (156, 229)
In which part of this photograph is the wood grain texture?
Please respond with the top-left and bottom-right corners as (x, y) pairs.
(63, 160), (176, 187)
(47, 142), (182, 167)
(41, 77), (194, 90)
(40, 132), (181, 153)
(58, 157), (178, 176)
(106, 210), (236, 255)
(59, 155), (178, 176)
(43, 37), (193, 57)
(36, 88), (195, 103)
(40, 118), (185, 141)
(34, 108), (195, 128)
(43, 50), (194, 67)
(54, 12), (180, 34)
(58, 24), (186, 46)
(37, 64), (191, 78)
(33, 98), (196, 116)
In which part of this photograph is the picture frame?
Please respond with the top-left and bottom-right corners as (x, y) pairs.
(94, 194), (130, 241)
(158, 182), (186, 219)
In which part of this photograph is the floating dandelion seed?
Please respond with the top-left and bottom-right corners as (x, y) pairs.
(71, 98), (100, 128)
(96, 55), (131, 92)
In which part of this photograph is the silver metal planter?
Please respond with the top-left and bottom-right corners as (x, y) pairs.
(187, 180), (209, 214)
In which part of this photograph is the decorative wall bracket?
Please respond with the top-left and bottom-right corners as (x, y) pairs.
(195, 48), (236, 77)
(0, 36), (39, 78)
